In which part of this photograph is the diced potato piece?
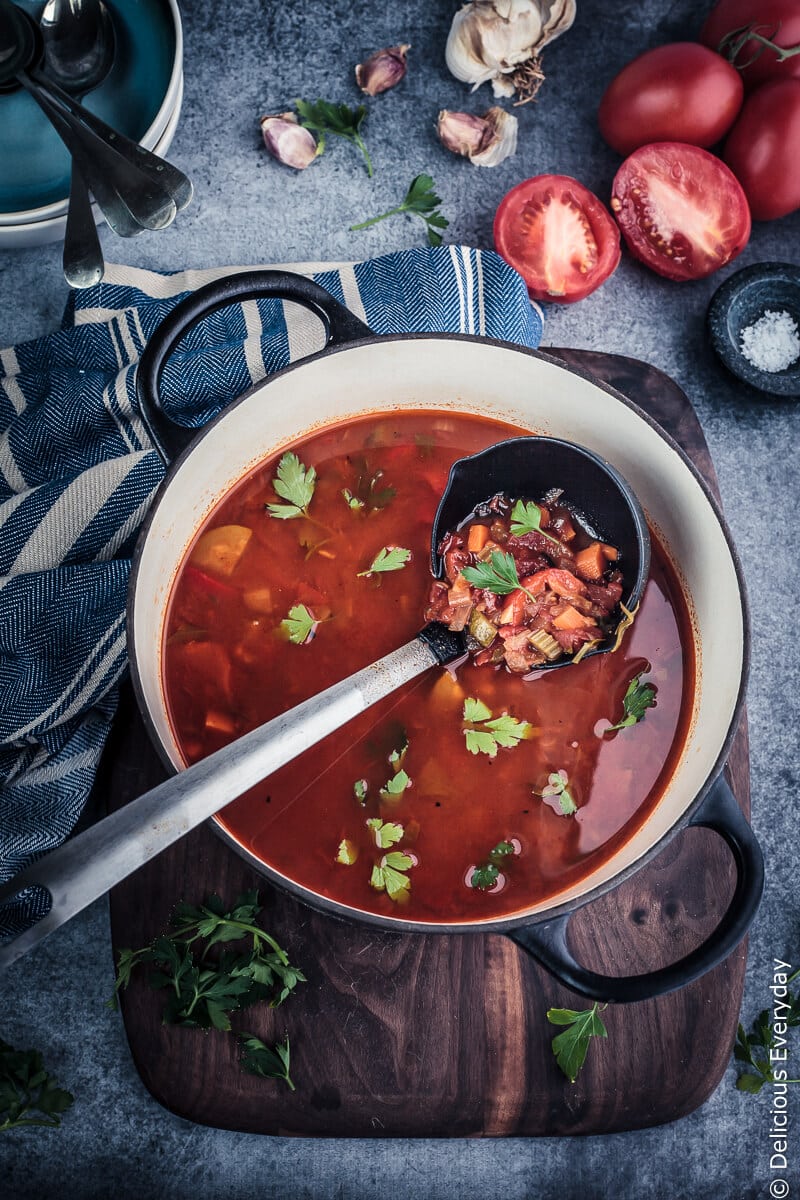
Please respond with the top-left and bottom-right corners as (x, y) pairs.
(190, 525), (252, 578)
(243, 587), (272, 614)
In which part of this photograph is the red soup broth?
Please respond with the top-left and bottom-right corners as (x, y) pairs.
(163, 411), (695, 923)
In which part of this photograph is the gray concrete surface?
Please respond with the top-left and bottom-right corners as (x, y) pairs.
(1, 0), (799, 1196)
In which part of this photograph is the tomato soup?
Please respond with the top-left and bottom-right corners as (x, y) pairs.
(163, 412), (694, 922)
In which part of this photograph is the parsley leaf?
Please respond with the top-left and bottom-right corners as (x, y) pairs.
(379, 767), (411, 803)
(353, 778), (369, 806)
(366, 817), (404, 848)
(370, 850), (414, 900)
(547, 1002), (608, 1083)
(462, 698), (530, 758)
(111, 891), (305, 1028)
(336, 838), (358, 865)
(279, 603), (318, 645)
(343, 465), (396, 512)
(350, 173), (449, 246)
(266, 452), (317, 520)
(357, 546), (411, 577)
(239, 1033), (295, 1091)
(509, 498), (560, 546)
(538, 769), (578, 816)
(461, 550), (535, 600)
(606, 675), (657, 731)
(470, 841), (516, 891)
(734, 967), (800, 1093)
(295, 98), (373, 176)
(0, 1039), (74, 1131)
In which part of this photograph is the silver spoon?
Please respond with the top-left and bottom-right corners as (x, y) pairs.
(40, 0), (116, 288)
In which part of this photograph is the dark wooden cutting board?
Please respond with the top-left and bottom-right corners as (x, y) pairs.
(104, 349), (749, 1137)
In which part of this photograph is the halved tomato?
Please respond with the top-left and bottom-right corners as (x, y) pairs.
(493, 174), (621, 303)
(610, 143), (751, 281)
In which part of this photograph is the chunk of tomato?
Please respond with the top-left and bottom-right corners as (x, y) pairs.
(610, 143), (751, 281)
(493, 175), (621, 304)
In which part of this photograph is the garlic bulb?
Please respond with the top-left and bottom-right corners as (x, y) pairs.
(260, 112), (318, 170)
(437, 107), (518, 166)
(446, 0), (576, 103)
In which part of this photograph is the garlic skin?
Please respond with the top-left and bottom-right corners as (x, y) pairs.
(260, 112), (318, 170)
(446, 0), (576, 102)
(356, 44), (410, 96)
(437, 107), (518, 166)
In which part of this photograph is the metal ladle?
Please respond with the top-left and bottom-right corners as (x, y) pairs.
(40, 0), (116, 288)
(0, 421), (648, 970)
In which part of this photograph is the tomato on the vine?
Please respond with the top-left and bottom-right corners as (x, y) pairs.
(598, 43), (744, 155)
(610, 143), (751, 282)
(493, 175), (621, 304)
(700, 0), (800, 90)
(724, 79), (800, 220)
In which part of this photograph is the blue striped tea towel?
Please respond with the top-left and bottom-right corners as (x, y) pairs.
(0, 245), (543, 938)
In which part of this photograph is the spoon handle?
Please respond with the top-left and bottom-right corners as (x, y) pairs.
(0, 637), (442, 971)
(30, 64), (193, 211)
(62, 163), (104, 288)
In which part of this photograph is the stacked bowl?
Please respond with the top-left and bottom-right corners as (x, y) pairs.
(0, 0), (184, 249)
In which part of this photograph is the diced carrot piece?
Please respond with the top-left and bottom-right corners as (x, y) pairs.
(552, 604), (596, 631)
(190, 525), (252, 578)
(467, 523), (490, 553)
(574, 542), (608, 582)
(498, 589), (526, 625)
(204, 709), (237, 735)
(599, 542), (618, 561)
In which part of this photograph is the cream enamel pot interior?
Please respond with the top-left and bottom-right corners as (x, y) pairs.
(0, 271), (761, 992)
(120, 270), (762, 1004)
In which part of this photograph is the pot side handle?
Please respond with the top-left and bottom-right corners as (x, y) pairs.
(135, 269), (375, 464)
(506, 773), (764, 1003)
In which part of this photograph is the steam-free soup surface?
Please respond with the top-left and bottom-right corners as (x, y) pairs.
(163, 412), (693, 922)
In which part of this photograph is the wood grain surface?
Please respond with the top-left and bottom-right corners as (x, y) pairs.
(105, 349), (749, 1137)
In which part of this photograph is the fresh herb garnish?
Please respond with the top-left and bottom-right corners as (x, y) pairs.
(350, 173), (449, 246)
(336, 838), (358, 865)
(279, 603), (319, 645)
(462, 697), (530, 758)
(294, 98), (373, 176)
(266, 452), (317, 520)
(547, 1002), (608, 1083)
(110, 891), (305, 1030)
(366, 817), (404, 848)
(357, 545), (411, 577)
(388, 737), (408, 771)
(509, 498), (560, 546)
(370, 851), (414, 900)
(734, 966), (800, 1093)
(606, 675), (657, 731)
(470, 840), (515, 891)
(353, 778), (369, 806)
(239, 1033), (295, 1091)
(0, 1039), (74, 1131)
(461, 550), (535, 601)
(342, 466), (396, 512)
(538, 769), (578, 816)
(379, 767), (412, 803)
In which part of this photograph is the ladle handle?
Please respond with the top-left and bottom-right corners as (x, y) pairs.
(135, 270), (375, 464)
(0, 633), (462, 972)
(507, 772), (764, 1003)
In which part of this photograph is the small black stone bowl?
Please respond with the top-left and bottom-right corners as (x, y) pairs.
(707, 262), (800, 398)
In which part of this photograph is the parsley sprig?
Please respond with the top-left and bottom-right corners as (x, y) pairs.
(239, 1033), (295, 1091)
(606, 675), (657, 732)
(110, 891), (305, 1030)
(462, 550), (535, 601)
(0, 1039), (74, 1131)
(547, 1003), (608, 1083)
(470, 841), (515, 891)
(266, 452), (317, 520)
(295, 99), (373, 176)
(350, 174), (449, 246)
(370, 850), (414, 900)
(358, 545), (411, 577)
(734, 967), (800, 1093)
(509, 499), (560, 546)
(462, 697), (530, 758)
(537, 769), (578, 816)
(280, 603), (318, 645)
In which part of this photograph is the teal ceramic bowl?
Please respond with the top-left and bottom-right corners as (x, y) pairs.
(0, 0), (182, 225)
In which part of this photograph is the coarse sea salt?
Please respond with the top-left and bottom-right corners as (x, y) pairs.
(740, 309), (800, 373)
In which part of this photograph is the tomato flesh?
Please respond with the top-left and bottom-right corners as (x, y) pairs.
(493, 175), (621, 304)
(598, 43), (743, 155)
(611, 143), (751, 282)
